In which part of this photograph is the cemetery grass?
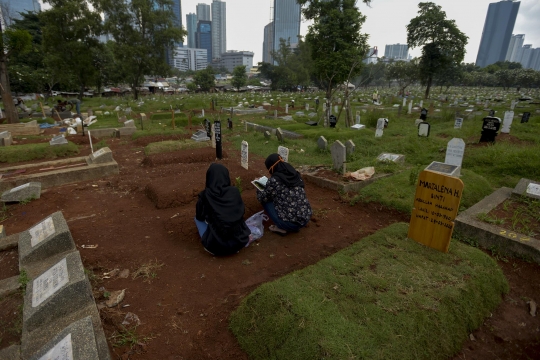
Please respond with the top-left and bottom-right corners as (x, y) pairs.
(229, 223), (508, 360)
(0, 142), (79, 163)
(481, 196), (540, 237)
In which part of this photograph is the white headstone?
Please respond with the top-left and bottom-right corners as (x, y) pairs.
(420, 100), (423, 108)
(501, 111), (514, 133)
(38, 333), (73, 360)
(305, 103), (309, 111)
(202, 109), (205, 117)
(241, 141), (248, 170)
(527, 183), (540, 196)
(445, 138), (465, 171)
(32, 258), (69, 308)
(331, 140), (346, 173)
(355, 111), (360, 125)
(285, 104), (288, 114)
(408, 101), (412, 114)
(334, 105), (338, 113)
(454, 118), (463, 129)
(323, 103), (326, 111)
(317, 136), (328, 150)
(418, 122), (430, 137)
(403, 98), (407, 107)
(29, 217), (56, 247)
(278, 146), (289, 163)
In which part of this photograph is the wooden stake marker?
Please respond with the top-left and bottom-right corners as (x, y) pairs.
(407, 170), (464, 253)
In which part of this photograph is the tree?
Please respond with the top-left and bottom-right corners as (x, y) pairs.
(41, 0), (103, 100)
(231, 65), (247, 91)
(193, 67), (215, 92)
(0, 22), (32, 123)
(385, 61), (419, 94)
(101, 0), (186, 99)
(297, 0), (371, 126)
(407, 2), (468, 99)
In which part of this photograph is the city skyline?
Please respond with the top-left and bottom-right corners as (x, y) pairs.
(36, 0), (540, 65)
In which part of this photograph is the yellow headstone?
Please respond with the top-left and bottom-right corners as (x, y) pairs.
(407, 170), (464, 253)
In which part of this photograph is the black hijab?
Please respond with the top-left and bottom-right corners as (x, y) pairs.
(204, 163), (245, 224)
(265, 153), (304, 188)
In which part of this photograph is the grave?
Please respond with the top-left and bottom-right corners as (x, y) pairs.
(521, 112), (530, 123)
(454, 117), (463, 129)
(87, 147), (114, 165)
(264, 131), (271, 139)
(0, 131), (12, 146)
(512, 178), (540, 201)
(375, 118), (385, 137)
(278, 146), (289, 163)
(276, 128), (284, 142)
(124, 119), (135, 128)
(1, 182), (41, 203)
(191, 130), (210, 142)
(49, 135), (68, 146)
(331, 140), (346, 173)
(414, 119), (423, 126)
(18, 211), (75, 268)
(444, 138), (465, 176)
(425, 161), (460, 178)
(418, 122), (430, 137)
(420, 108), (428, 120)
(317, 136), (328, 150)
(501, 111), (513, 133)
(329, 114), (337, 128)
(377, 153), (405, 163)
(479, 117), (501, 143)
(241, 141), (248, 170)
(345, 140), (355, 155)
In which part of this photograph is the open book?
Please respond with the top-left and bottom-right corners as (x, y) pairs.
(251, 176), (268, 191)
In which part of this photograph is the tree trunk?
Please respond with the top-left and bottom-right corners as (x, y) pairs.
(0, 57), (19, 123)
(78, 84), (85, 101)
(424, 75), (433, 99)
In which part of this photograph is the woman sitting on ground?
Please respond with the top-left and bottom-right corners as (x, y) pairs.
(257, 154), (312, 235)
(195, 163), (251, 256)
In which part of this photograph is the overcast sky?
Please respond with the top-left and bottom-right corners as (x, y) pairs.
(40, 0), (540, 65)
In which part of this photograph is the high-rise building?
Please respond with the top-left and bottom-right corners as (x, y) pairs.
(505, 34), (525, 62)
(273, 0), (301, 54)
(171, 0), (183, 47)
(211, 0), (226, 61)
(196, 20), (212, 63)
(528, 48), (540, 71)
(363, 47), (378, 64)
(220, 51), (254, 73)
(186, 13), (197, 49)
(171, 47), (208, 72)
(196, 3), (211, 21)
(476, 0), (520, 68)
(262, 22), (274, 64)
(384, 44), (409, 61)
(520, 44), (533, 68)
(1, 0), (41, 26)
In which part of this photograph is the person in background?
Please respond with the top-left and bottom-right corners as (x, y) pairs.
(195, 163), (251, 256)
(66, 98), (81, 117)
(256, 154), (312, 236)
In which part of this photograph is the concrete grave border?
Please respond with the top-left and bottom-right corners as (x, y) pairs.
(454, 187), (540, 263)
(301, 166), (394, 193)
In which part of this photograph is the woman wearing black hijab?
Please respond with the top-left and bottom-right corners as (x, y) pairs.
(257, 154), (312, 235)
(195, 163), (251, 255)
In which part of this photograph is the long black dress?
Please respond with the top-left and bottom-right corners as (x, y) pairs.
(195, 163), (250, 256)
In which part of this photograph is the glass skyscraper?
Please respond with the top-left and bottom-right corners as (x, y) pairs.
(475, 0), (520, 68)
(211, 0), (226, 61)
(384, 44), (409, 61)
(196, 3), (211, 21)
(171, 0), (183, 47)
(196, 20), (212, 63)
(186, 13), (197, 49)
(273, 0), (301, 53)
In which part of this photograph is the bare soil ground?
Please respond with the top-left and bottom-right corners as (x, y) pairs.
(1, 131), (539, 359)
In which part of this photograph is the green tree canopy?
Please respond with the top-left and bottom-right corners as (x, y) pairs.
(231, 65), (247, 91)
(385, 60), (419, 95)
(101, 0), (186, 99)
(407, 2), (468, 99)
(193, 67), (215, 92)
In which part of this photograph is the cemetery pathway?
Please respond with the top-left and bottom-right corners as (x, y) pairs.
(1, 133), (539, 359)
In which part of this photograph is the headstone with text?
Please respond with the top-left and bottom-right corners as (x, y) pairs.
(87, 147), (114, 164)
(375, 118), (385, 137)
(479, 117), (501, 143)
(331, 140), (346, 173)
(1, 182), (41, 203)
(418, 122), (430, 137)
(512, 178), (540, 201)
(407, 170), (464, 252)
(454, 117), (463, 129)
(277, 145), (289, 163)
(501, 111), (514, 133)
(214, 121), (222, 159)
(241, 141), (248, 170)
(329, 114), (337, 128)
(444, 138), (465, 176)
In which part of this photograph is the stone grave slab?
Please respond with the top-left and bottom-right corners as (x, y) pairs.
(501, 111), (513, 133)
(444, 138), (465, 176)
(276, 128), (284, 142)
(124, 120), (135, 128)
(50, 135), (68, 146)
(264, 131), (271, 139)
(480, 117), (501, 143)
(418, 122), (430, 137)
(345, 140), (355, 155)
(118, 115), (127, 123)
(351, 124), (365, 129)
(512, 178), (540, 201)
(0, 131), (12, 146)
(191, 130), (210, 142)
(317, 136), (327, 150)
(521, 112), (530, 123)
(377, 153), (405, 163)
(425, 161), (460, 178)
(278, 146), (289, 163)
(0, 345), (20, 360)
(454, 117), (463, 129)
(23, 252), (93, 333)
(27, 316), (110, 360)
(1, 182), (41, 203)
(415, 119), (423, 126)
(86, 147), (114, 165)
(18, 211), (75, 268)
(375, 118), (385, 137)
(241, 141), (248, 170)
(331, 140), (346, 173)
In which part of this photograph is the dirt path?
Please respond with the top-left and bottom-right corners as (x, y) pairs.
(1, 133), (539, 359)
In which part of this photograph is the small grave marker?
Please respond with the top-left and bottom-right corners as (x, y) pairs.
(454, 117), (463, 129)
(418, 122), (430, 137)
(420, 108), (428, 121)
(191, 130), (210, 142)
(444, 138), (465, 176)
(407, 101), (412, 114)
(329, 114), (337, 128)
(345, 139), (355, 155)
(488, 109), (495, 117)
(407, 170), (464, 252)
(278, 145), (289, 163)
(241, 141), (248, 170)
(204, 119), (211, 138)
(0, 131), (12, 146)
(317, 136), (328, 150)
(521, 112), (530, 123)
(479, 117), (501, 143)
(512, 178), (540, 201)
(264, 131), (271, 139)
(377, 153), (405, 163)
(276, 127), (284, 142)
(331, 140), (346, 173)
(1, 182), (41, 203)
(375, 118), (385, 137)
(214, 121), (222, 159)
(501, 111), (514, 133)
(211, 123), (216, 148)
(355, 111), (360, 124)
(285, 104), (288, 114)
(50, 135), (68, 146)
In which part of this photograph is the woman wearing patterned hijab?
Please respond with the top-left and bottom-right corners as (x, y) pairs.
(257, 154), (312, 236)
(195, 163), (251, 255)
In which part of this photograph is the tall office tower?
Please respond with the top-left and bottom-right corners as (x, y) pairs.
(528, 48), (540, 71)
(520, 44), (533, 68)
(186, 13), (197, 49)
(171, 47), (208, 72)
(1, 0), (41, 25)
(171, 0), (183, 47)
(211, 0), (226, 61)
(262, 22), (274, 64)
(273, 0), (301, 54)
(196, 20), (212, 63)
(384, 44), (409, 61)
(196, 3), (211, 21)
(220, 51), (254, 73)
(476, 0), (520, 68)
(505, 34), (525, 62)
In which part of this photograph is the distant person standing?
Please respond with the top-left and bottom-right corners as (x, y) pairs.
(372, 91), (378, 104)
(66, 98), (81, 117)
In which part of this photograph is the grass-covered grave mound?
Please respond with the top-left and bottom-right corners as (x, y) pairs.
(230, 223), (508, 360)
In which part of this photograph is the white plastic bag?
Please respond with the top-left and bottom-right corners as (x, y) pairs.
(245, 210), (268, 245)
